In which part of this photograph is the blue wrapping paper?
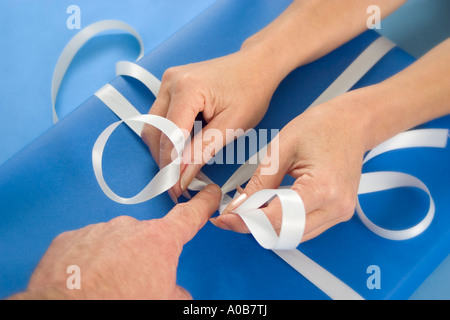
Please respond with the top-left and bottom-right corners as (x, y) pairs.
(0, 0), (449, 299)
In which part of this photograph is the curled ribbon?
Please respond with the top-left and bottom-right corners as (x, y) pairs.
(51, 20), (144, 123)
(53, 21), (448, 300)
(356, 129), (448, 240)
(92, 114), (185, 205)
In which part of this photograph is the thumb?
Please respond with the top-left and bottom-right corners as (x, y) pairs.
(256, 174), (345, 243)
(211, 136), (291, 233)
(212, 170), (324, 237)
(223, 135), (289, 214)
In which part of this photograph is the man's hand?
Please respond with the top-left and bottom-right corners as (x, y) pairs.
(10, 184), (222, 300)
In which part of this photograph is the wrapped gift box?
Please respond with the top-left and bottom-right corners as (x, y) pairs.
(1, 0), (449, 299)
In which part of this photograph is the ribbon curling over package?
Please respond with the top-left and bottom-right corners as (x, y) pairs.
(1, 0), (449, 300)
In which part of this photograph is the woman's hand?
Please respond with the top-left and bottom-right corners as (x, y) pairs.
(211, 93), (369, 242)
(141, 48), (283, 202)
(211, 38), (450, 243)
(139, 0), (407, 204)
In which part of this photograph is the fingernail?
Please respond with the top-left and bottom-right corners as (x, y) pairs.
(221, 193), (247, 215)
(168, 188), (178, 204)
(209, 217), (231, 231)
(181, 190), (191, 200)
(180, 164), (197, 192)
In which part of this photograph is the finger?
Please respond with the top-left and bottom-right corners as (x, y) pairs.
(300, 193), (357, 242)
(159, 92), (204, 199)
(141, 92), (171, 166)
(301, 210), (344, 242)
(212, 195), (283, 234)
(221, 135), (289, 215)
(244, 135), (289, 194)
(210, 213), (249, 234)
(163, 184), (222, 247)
(142, 95), (180, 203)
(211, 198), (339, 244)
(177, 113), (239, 197)
(247, 176), (333, 235)
(257, 203), (343, 242)
(212, 173), (330, 236)
(159, 90), (204, 166)
(254, 180), (343, 241)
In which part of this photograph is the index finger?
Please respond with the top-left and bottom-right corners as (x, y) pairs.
(163, 184), (222, 246)
(159, 91), (204, 167)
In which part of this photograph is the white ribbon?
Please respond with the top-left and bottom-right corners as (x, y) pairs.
(92, 114), (185, 205)
(52, 21), (448, 300)
(357, 129), (448, 240)
(51, 20), (144, 123)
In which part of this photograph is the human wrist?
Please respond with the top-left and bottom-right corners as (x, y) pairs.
(239, 35), (293, 88)
(318, 86), (386, 154)
(330, 84), (404, 153)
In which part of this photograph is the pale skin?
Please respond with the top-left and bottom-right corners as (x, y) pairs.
(9, 0), (450, 299)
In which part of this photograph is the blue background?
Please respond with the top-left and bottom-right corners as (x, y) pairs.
(0, 0), (448, 299)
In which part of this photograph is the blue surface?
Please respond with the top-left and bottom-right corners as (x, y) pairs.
(0, 0), (217, 166)
(0, 0), (449, 299)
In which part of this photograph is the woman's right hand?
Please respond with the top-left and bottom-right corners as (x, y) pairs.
(141, 45), (284, 202)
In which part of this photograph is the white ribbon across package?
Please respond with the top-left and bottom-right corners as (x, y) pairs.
(52, 20), (448, 300)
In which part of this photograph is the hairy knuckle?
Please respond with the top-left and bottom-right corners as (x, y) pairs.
(175, 202), (200, 217)
(162, 67), (178, 81)
(173, 72), (200, 93)
(53, 230), (71, 243)
(108, 215), (137, 227)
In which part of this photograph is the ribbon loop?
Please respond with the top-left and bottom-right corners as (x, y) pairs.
(92, 114), (185, 205)
(52, 20), (144, 123)
(234, 189), (305, 250)
(356, 128), (448, 240)
(357, 171), (435, 240)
